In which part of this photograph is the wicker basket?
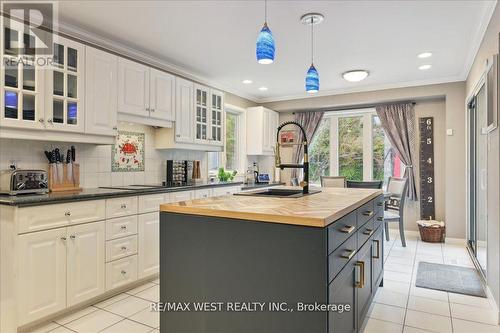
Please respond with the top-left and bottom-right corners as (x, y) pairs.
(417, 220), (445, 243)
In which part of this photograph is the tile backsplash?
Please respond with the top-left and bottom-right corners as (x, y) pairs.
(0, 123), (207, 188)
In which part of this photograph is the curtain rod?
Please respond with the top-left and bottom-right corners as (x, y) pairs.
(291, 101), (416, 114)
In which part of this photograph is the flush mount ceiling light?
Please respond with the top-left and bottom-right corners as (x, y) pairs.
(419, 64), (432, 70)
(242, 79), (253, 84)
(342, 70), (369, 82)
(256, 0), (275, 64)
(302, 13), (324, 94)
(418, 52), (433, 58)
(258, 86), (268, 91)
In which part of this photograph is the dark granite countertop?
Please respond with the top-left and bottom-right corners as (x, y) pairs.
(240, 182), (285, 191)
(0, 182), (243, 207)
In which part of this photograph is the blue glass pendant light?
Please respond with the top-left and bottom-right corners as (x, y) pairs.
(256, 0), (275, 64)
(302, 13), (323, 93)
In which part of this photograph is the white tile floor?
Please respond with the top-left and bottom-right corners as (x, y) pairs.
(27, 232), (499, 333)
(363, 231), (500, 333)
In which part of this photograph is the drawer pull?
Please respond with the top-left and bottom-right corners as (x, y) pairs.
(70, 235), (76, 239)
(340, 225), (355, 234)
(60, 236), (67, 241)
(121, 270), (127, 275)
(373, 240), (380, 259)
(362, 211), (373, 217)
(340, 249), (356, 260)
(121, 246), (127, 251)
(65, 211), (71, 216)
(363, 228), (374, 236)
(355, 261), (365, 288)
(377, 216), (383, 221)
(120, 225), (127, 230)
(120, 204), (127, 209)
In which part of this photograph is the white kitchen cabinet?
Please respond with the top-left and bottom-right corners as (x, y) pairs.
(44, 35), (85, 133)
(194, 188), (212, 199)
(1, 24), (45, 130)
(138, 212), (160, 278)
(194, 84), (210, 143)
(210, 89), (224, 146)
(106, 255), (138, 290)
(18, 228), (67, 325)
(106, 196), (138, 218)
(170, 190), (193, 203)
(150, 69), (175, 122)
(66, 221), (105, 307)
(212, 186), (241, 197)
(117, 57), (149, 118)
(138, 193), (167, 214)
(246, 106), (279, 155)
(85, 46), (118, 136)
(175, 77), (194, 143)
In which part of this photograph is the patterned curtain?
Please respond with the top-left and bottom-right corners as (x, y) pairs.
(375, 103), (418, 200)
(290, 111), (325, 180)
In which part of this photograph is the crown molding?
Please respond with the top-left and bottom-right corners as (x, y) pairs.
(53, 20), (260, 103)
(257, 76), (465, 103)
(461, 0), (498, 80)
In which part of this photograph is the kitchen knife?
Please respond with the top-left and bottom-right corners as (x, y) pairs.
(66, 150), (71, 164)
(44, 151), (52, 163)
(66, 149), (73, 183)
(71, 146), (76, 162)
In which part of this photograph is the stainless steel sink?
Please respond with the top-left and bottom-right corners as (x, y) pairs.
(235, 188), (321, 198)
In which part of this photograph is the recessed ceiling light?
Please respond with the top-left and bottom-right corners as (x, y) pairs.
(419, 64), (432, 70)
(418, 52), (432, 58)
(242, 79), (253, 84)
(258, 86), (268, 91)
(342, 70), (369, 82)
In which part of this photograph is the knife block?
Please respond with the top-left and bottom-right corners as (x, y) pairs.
(48, 163), (82, 192)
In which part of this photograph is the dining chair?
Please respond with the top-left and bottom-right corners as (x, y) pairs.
(346, 180), (383, 189)
(290, 178), (300, 186)
(384, 177), (408, 247)
(320, 176), (346, 188)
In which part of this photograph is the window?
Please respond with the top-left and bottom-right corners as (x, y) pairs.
(309, 108), (400, 185)
(208, 107), (244, 175)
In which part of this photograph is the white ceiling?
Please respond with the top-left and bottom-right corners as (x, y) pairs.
(57, 0), (497, 102)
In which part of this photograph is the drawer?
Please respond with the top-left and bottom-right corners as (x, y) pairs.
(374, 195), (384, 212)
(106, 235), (138, 262)
(357, 218), (375, 248)
(212, 186), (240, 197)
(328, 211), (357, 254)
(357, 200), (375, 228)
(373, 209), (384, 231)
(328, 234), (357, 283)
(194, 188), (212, 199)
(18, 200), (106, 234)
(170, 190), (193, 203)
(106, 255), (138, 290)
(138, 194), (167, 214)
(106, 215), (138, 240)
(106, 196), (138, 218)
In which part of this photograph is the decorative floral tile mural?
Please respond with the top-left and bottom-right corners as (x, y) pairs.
(112, 131), (145, 172)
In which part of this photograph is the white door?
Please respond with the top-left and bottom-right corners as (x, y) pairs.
(44, 35), (85, 133)
(175, 78), (194, 143)
(67, 221), (105, 306)
(18, 228), (67, 325)
(150, 69), (175, 122)
(85, 46), (118, 136)
(210, 89), (224, 146)
(117, 58), (149, 117)
(1, 25), (45, 129)
(138, 212), (160, 278)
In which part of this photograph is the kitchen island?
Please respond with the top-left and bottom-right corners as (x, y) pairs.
(160, 187), (384, 333)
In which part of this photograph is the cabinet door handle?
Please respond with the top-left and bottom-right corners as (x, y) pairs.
(377, 216), (383, 221)
(70, 235), (76, 239)
(112, 126), (117, 130)
(151, 108), (155, 112)
(121, 246), (127, 251)
(38, 118), (44, 123)
(60, 236), (67, 241)
(363, 228), (374, 236)
(340, 225), (355, 234)
(362, 210), (373, 217)
(146, 107), (150, 111)
(121, 270), (127, 275)
(373, 240), (380, 259)
(355, 261), (365, 288)
(47, 118), (53, 123)
(176, 134), (181, 137)
(120, 225), (127, 230)
(340, 249), (356, 260)
(65, 211), (71, 216)
(120, 204), (127, 209)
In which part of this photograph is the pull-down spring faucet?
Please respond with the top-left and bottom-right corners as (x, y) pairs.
(274, 121), (309, 194)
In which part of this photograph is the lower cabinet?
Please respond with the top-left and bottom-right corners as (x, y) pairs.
(356, 239), (373, 327)
(18, 221), (105, 325)
(328, 258), (357, 333)
(138, 212), (160, 278)
(372, 227), (384, 290)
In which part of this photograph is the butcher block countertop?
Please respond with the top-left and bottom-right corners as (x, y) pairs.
(160, 187), (382, 228)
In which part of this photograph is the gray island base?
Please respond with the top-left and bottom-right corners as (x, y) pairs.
(160, 189), (384, 333)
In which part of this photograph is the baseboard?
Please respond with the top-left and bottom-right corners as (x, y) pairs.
(485, 284), (500, 324)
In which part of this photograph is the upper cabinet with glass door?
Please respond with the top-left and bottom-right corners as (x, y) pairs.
(194, 84), (209, 143)
(1, 25), (45, 129)
(44, 35), (85, 133)
(210, 89), (224, 146)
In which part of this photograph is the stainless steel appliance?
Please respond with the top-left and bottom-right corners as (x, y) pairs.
(0, 169), (48, 195)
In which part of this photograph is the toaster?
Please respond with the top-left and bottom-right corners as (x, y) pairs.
(0, 169), (49, 195)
